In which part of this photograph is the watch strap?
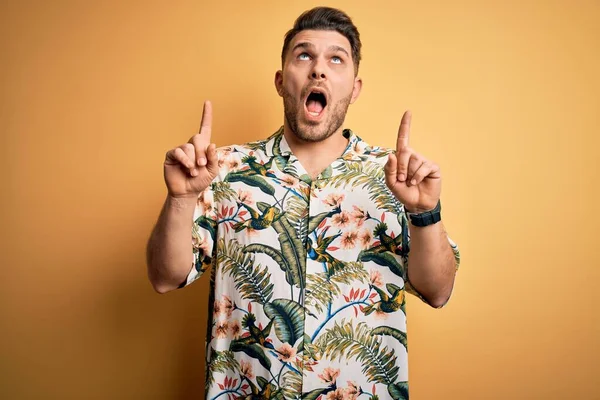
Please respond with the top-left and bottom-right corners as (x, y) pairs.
(406, 200), (442, 227)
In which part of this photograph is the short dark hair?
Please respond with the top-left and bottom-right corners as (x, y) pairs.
(281, 7), (362, 74)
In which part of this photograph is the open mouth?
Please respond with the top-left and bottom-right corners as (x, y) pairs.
(305, 90), (328, 118)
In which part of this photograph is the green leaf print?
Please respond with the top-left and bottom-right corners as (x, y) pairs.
(305, 262), (368, 315)
(205, 349), (240, 386)
(194, 215), (216, 242)
(271, 127), (284, 155)
(256, 376), (269, 390)
(319, 165), (333, 179)
(358, 250), (405, 279)
(297, 333), (321, 363)
(263, 299), (305, 345)
(271, 216), (306, 290)
(229, 342), (272, 371)
(218, 239), (274, 304)
(331, 160), (402, 214)
(245, 139), (267, 153)
(284, 195), (309, 244)
(388, 381), (409, 400)
(302, 388), (329, 400)
(372, 326), (408, 349)
(317, 320), (399, 385)
(226, 173), (276, 196)
(212, 181), (237, 204)
(307, 206), (341, 235)
(280, 370), (303, 399)
(243, 243), (302, 289)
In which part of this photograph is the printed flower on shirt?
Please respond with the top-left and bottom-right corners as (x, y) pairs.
(340, 230), (358, 249)
(351, 206), (367, 227)
(323, 193), (345, 207)
(279, 173), (300, 189)
(214, 295), (234, 318)
(369, 270), (384, 287)
(318, 367), (340, 385)
(239, 359), (253, 379)
(277, 343), (297, 362)
(192, 234), (211, 256)
(212, 300), (221, 317)
(331, 211), (351, 229)
(229, 320), (241, 338)
(220, 295), (234, 317)
(196, 190), (214, 217)
(227, 157), (241, 172)
(326, 388), (347, 400)
(215, 321), (229, 338)
(345, 381), (360, 400)
(237, 189), (253, 205)
(359, 229), (373, 248)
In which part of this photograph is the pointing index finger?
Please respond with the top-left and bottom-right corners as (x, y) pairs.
(199, 100), (213, 141)
(397, 110), (412, 151)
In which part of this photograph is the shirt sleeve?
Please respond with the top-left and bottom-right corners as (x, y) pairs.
(177, 184), (218, 289)
(402, 211), (461, 309)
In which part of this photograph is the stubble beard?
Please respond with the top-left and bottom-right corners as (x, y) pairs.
(282, 86), (352, 143)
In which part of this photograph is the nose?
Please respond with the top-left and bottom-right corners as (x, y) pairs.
(310, 58), (327, 80)
(311, 70), (326, 80)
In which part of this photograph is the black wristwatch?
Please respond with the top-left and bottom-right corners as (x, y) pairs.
(406, 200), (442, 227)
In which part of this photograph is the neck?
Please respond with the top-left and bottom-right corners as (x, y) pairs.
(283, 121), (349, 179)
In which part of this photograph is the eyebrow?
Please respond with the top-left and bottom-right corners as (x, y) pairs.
(292, 42), (350, 58)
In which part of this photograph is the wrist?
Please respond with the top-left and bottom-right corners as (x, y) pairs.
(406, 200), (442, 227)
(405, 201), (438, 214)
(166, 194), (198, 211)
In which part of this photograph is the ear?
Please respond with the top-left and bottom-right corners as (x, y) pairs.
(350, 76), (363, 104)
(274, 70), (284, 97)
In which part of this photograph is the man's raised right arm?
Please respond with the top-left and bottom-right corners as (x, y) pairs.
(146, 101), (218, 293)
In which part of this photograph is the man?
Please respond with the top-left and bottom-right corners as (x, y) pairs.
(146, 6), (460, 400)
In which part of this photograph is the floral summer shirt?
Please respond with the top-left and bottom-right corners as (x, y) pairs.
(181, 127), (460, 400)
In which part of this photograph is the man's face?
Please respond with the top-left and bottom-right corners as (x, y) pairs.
(275, 30), (362, 143)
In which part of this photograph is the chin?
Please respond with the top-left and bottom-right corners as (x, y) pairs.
(295, 120), (335, 143)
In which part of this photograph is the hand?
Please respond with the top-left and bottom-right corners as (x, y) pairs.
(164, 100), (219, 199)
(384, 111), (441, 213)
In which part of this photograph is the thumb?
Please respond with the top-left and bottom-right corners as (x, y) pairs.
(384, 153), (398, 188)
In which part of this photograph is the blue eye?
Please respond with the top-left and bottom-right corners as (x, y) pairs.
(332, 56), (342, 64)
(298, 53), (310, 60)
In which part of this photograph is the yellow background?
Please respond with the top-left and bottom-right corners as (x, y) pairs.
(1, 0), (598, 399)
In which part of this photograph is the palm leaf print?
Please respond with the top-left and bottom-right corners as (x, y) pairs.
(206, 348), (240, 386)
(243, 243), (302, 289)
(280, 370), (303, 399)
(274, 155), (291, 174)
(317, 320), (399, 385)
(331, 161), (403, 214)
(305, 262), (368, 314)
(263, 299), (305, 345)
(212, 181), (237, 204)
(297, 333), (321, 362)
(271, 128), (284, 155)
(284, 195), (309, 244)
(372, 325), (408, 349)
(271, 216), (306, 290)
(226, 173), (276, 196)
(218, 238), (274, 304)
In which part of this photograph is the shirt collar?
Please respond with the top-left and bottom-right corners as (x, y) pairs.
(265, 126), (368, 162)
